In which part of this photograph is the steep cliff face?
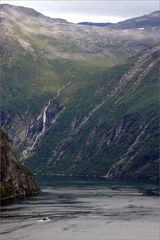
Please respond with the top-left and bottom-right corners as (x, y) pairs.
(0, 129), (40, 201)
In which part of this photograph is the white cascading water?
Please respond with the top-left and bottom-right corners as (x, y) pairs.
(31, 82), (71, 149)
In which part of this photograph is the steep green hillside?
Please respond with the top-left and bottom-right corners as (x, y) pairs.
(0, 4), (160, 181)
(1, 45), (117, 149)
(26, 47), (159, 180)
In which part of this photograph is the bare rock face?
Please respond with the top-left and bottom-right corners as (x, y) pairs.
(0, 129), (40, 202)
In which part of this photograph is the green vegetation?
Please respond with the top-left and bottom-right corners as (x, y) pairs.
(19, 164), (33, 176)
(0, 127), (40, 201)
(0, 129), (10, 142)
(0, 183), (15, 199)
(1, 4), (159, 180)
(25, 54), (159, 180)
(1, 49), (118, 119)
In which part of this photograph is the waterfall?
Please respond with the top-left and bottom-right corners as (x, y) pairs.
(31, 82), (71, 149)
(42, 101), (51, 133)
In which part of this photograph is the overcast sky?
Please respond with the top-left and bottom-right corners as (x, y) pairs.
(1, 1), (159, 23)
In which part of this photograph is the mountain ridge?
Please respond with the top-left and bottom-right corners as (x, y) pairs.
(113, 10), (160, 29)
(1, 4), (159, 27)
(0, 4), (159, 181)
(78, 22), (112, 27)
(79, 10), (160, 28)
(0, 3), (69, 23)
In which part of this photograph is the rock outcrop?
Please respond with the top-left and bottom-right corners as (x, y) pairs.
(0, 129), (40, 203)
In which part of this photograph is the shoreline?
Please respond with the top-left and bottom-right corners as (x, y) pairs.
(1, 190), (40, 206)
(34, 173), (159, 184)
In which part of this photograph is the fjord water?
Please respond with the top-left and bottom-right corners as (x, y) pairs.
(0, 176), (159, 240)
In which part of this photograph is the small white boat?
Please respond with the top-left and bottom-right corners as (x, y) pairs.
(38, 216), (50, 222)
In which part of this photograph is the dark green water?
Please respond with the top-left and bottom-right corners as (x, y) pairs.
(0, 176), (159, 240)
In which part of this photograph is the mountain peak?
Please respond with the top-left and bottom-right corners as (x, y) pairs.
(0, 3), (42, 17)
(113, 10), (160, 29)
(0, 3), (69, 24)
(149, 10), (160, 17)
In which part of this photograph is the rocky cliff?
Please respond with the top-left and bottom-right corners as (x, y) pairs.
(0, 129), (40, 202)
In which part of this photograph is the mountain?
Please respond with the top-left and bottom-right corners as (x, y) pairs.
(113, 11), (160, 29)
(79, 11), (160, 29)
(1, 4), (159, 62)
(0, 4), (160, 181)
(25, 46), (159, 181)
(79, 22), (112, 27)
(0, 129), (40, 203)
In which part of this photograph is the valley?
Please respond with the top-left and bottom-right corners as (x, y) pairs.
(0, 4), (159, 180)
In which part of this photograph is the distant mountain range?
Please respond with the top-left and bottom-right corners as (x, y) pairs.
(113, 10), (160, 29)
(79, 22), (112, 27)
(0, 4), (159, 181)
(79, 11), (160, 29)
